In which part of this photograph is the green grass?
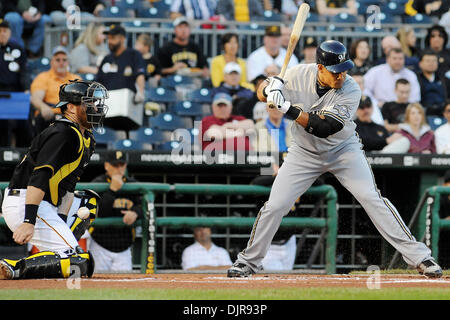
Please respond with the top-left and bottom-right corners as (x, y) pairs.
(1, 287), (449, 300)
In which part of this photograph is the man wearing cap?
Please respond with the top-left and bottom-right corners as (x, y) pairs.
(201, 92), (254, 151)
(30, 46), (81, 133)
(246, 26), (299, 83)
(88, 150), (143, 272)
(0, 18), (32, 147)
(300, 37), (318, 64)
(95, 24), (146, 103)
(212, 62), (254, 107)
(157, 17), (209, 78)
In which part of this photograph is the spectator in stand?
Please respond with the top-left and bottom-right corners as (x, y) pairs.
(95, 24), (146, 102)
(0, 18), (32, 148)
(246, 26), (298, 83)
(398, 103), (436, 154)
(355, 96), (410, 153)
(75, 0), (106, 22)
(348, 38), (373, 76)
(424, 25), (450, 81)
(352, 71), (383, 125)
(210, 33), (249, 88)
(438, 170), (450, 269)
(30, 46), (81, 134)
(89, 151), (143, 272)
(281, 25), (300, 61)
(375, 35), (418, 71)
(134, 33), (162, 86)
(382, 79), (411, 133)
(3, 1), (48, 57)
(212, 62), (254, 109)
(181, 226), (232, 270)
(316, 0), (357, 16)
(416, 50), (447, 115)
(234, 74), (267, 120)
(405, 0), (449, 18)
(299, 36), (317, 64)
(254, 105), (292, 153)
(157, 17), (209, 79)
(397, 27), (419, 59)
(216, 0), (264, 22)
(70, 23), (108, 75)
(201, 93), (254, 151)
(364, 48), (421, 108)
(170, 0), (216, 20)
(435, 101), (450, 154)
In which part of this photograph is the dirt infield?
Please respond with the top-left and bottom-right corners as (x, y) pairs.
(1, 273), (449, 290)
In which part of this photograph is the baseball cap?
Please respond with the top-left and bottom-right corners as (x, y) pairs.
(173, 16), (189, 27)
(304, 36), (318, 48)
(213, 93), (232, 106)
(265, 25), (281, 37)
(358, 96), (372, 109)
(103, 24), (126, 36)
(52, 45), (69, 56)
(106, 150), (128, 164)
(0, 19), (10, 29)
(224, 62), (241, 74)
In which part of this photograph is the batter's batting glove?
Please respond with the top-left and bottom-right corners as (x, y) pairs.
(263, 76), (285, 97)
(267, 89), (291, 114)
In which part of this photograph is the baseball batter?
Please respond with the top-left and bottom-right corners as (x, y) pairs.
(0, 80), (108, 280)
(228, 40), (443, 278)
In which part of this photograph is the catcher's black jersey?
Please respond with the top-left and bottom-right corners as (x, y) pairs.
(9, 118), (95, 206)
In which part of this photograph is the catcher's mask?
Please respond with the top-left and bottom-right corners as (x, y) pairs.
(55, 79), (109, 132)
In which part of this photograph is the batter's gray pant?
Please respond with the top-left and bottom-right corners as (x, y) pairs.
(237, 141), (432, 272)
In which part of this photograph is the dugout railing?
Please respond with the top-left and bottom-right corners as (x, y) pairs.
(0, 182), (338, 274)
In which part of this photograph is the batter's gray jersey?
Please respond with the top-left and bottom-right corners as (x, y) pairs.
(283, 63), (361, 152)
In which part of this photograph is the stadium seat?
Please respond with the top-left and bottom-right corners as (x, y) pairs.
(149, 112), (187, 131)
(93, 127), (127, 149)
(117, 0), (143, 10)
(327, 24), (348, 32)
(28, 57), (50, 79)
(263, 10), (282, 22)
(137, 6), (169, 19)
(329, 13), (359, 24)
(128, 126), (171, 146)
(172, 101), (204, 117)
(427, 116), (446, 131)
(380, 1), (405, 16)
(187, 88), (213, 104)
(80, 73), (95, 81)
(146, 87), (178, 105)
(113, 139), (150, 150)
(404, 14), (433, 24)
(306, 12), (321, 22)
(160, 75), (194, 89)
(98, 6), (128, 18)
(123, 20), (152, 29)
(237, 23), (265, 31)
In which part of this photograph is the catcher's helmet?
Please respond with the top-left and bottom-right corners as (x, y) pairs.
(316, 40), (354, 73)
(55, 79), (109, 131)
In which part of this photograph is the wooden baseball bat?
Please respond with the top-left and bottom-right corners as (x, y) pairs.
(268, 3), (310, 108)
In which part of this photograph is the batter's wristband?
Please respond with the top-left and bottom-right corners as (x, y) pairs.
(24, 204), (39, 225)
(286, 106), (302, 120)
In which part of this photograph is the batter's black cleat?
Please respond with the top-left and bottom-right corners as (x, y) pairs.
(0, 260), (15, 280)
(227, 262), (255, 278)
(417, 259), (443, 278)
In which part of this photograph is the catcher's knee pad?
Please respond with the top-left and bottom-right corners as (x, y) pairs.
(71, 189), (100, 240)
(13, 251), (95, 279)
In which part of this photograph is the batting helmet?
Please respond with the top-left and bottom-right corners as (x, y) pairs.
(316, 40), (355, 73)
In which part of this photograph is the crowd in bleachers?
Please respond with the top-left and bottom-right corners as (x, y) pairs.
(0, 0), (449, 155)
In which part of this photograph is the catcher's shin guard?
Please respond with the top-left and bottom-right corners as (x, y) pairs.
(6, 251), (95, 279)
(70, 189), (100, 240)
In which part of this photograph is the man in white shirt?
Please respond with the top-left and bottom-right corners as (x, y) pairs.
(435, 101), (450, 154)
(246, 26), (299, 83)
(364, 48), (421, 108)
(181, 226), (232, 270)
